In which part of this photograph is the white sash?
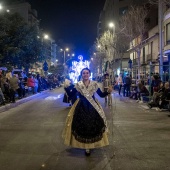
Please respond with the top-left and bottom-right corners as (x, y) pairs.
(76, 81), (108, 129)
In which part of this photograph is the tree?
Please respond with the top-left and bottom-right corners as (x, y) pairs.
(119, 6), (148, 78)
(0, 12), (44, 71)
(95, 30), (117, 74)
(95, 28), (130, 74)
(113, 32), (129, 71)
(96, 30), (115, 62)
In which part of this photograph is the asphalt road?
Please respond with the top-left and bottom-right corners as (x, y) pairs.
(0, 87), (170, 170)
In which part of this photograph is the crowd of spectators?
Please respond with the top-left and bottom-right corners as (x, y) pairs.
(94, 71), (170, 111)
(0, 70), (63, 105)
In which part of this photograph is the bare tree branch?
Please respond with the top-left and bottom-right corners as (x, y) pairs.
(120, 5), (148, 44)
(119, 5), (149, 78)
(96, 30), (116, 62)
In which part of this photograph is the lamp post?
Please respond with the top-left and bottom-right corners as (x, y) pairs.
(61, 48), (69, 64)
(158, 0), (163, 80)
(43, 34), (50, 62)
(61, 48), (69, 75)
(0, 4), (10, 13)
(108, 22), (115, 77)
(0, 4), (2, 10)
(109, 22), (114, 30)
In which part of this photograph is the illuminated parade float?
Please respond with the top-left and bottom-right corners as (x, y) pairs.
(69, 55), (90, 83)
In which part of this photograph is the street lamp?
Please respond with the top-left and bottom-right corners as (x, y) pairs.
(0, 4), (3, 10)
(109, 22), (114, 28)
(0, 4), (10, 13)
(44, 34), (49, 39)
(61, 48), (69, 64)
(108, 22), (115, 77)
(108, 22), (115, 36)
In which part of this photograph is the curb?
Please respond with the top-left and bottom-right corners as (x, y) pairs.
(0, 90), (49, 113)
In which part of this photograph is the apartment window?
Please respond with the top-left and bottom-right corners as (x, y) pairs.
(119, 6), (128, 15)
(167, 23), (170, 44)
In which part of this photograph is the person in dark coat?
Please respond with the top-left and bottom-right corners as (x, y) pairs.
(123, 73), (132, 97)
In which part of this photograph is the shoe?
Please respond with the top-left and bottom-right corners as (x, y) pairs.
(85, 149), (91, 156)
(136, 100), (139, 103)
(156, 107), (162, 111)
(139, 101), (143, 104)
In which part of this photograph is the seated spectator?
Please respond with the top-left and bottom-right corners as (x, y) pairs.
(130, 81), (149, 103)
(137, 83), (149, 103)
(129, 81), (142, 100)
(147, 81), (165, 108)
(156, 82), (170, 111)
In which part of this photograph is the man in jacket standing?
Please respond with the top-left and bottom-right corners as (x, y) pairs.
(9, 74), (19, 103)
(123, 73), (132, 97)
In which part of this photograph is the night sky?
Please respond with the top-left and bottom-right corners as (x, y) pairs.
(26, 0), (106, 57)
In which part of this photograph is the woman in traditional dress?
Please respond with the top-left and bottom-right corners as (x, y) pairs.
(62, 68), (112, 156)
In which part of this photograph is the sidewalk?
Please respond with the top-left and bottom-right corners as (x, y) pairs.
(0, 90), (49, 113)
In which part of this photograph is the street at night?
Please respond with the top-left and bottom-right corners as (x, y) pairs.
(0, 0), (170, 169)
(0, 87), (170, 170)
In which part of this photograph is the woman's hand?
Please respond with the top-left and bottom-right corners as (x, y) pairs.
(107, 86), (113, 93)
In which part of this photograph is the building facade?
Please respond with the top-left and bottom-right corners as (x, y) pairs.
(97, 0), (158, 76)
(5, 1), (38, 26)
(128, 6), (170, 81)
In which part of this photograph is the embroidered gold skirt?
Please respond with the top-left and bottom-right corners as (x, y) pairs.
(62, 99), (109, 149)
